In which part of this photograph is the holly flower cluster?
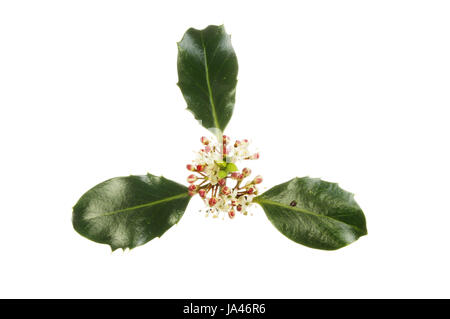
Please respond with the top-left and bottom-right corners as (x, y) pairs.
(186, 135), (262, 219)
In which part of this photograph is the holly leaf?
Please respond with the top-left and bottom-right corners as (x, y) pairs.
(72, 174), (191, 251)
(254, 177), (367, 250)
(177, 25), (238, 134)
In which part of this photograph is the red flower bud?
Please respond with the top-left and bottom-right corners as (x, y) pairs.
(222, 186), (231, 195)
(253, 175), (263, 184)
(208, 197), (218, 207)
(196, 164), (205, 172)
(228, 210), (235, 219)
(198, 189), (206, 198)
(201, 136), (210, 145)
(218, 178), (226, 187)
(231, 172), (240, 180)
(186, 164), (195, 171)
(187, 174), (197, 183)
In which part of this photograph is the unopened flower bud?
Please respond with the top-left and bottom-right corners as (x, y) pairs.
(201, 136), (210, 145)
(188, 184), (197, 192)
(196, 164), (205, 172)
(231, 172), (240, 180)
(198, 189), (206, 198)
(247, 187), (255, 195)
(253, 175), (263, 184)
(187, 174), (197, 183)
(218, 179), (226, 187)
(242, 167), (251, 177)
(222, 186), (231, 195)
(209, 197), (218, 207)
(228, 210), (235, 219)
(249, 153), (259, 160)
(186, 164), (195, 171)
(236, 204), (243, 212)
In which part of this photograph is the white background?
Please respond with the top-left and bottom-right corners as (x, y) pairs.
(1, 0), (449, 298)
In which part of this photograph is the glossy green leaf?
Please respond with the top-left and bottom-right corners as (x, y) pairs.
(254, 177), (367, 250)
(72, 174), (191, 251)
(177, 25), (238, 134)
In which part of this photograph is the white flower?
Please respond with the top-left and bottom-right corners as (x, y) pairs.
(186, 135), (263, 219)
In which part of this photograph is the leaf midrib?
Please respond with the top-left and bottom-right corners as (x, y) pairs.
(200, 32), (221, 131)
(254, 197), (364, 234)
(86, 193), (189, 220)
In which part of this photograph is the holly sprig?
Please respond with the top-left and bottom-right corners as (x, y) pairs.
(72, 25), (367, 251)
